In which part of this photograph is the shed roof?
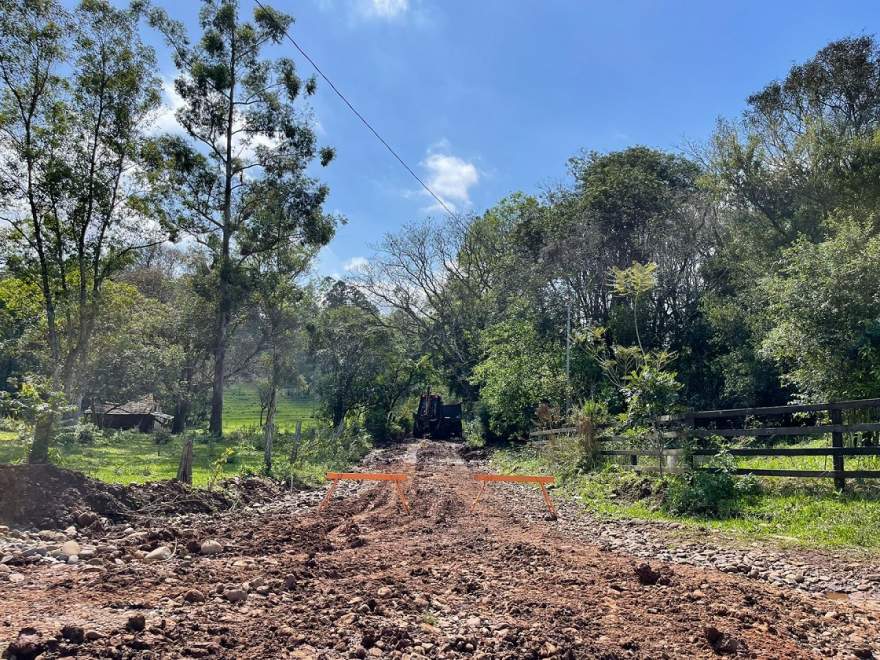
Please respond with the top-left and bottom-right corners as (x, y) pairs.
(87, 394), (164, 416)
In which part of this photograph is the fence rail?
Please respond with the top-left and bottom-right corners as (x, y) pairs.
(529, 397), (880, 490)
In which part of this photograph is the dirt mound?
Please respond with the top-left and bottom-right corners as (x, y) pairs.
(123, 480), (232, 517)
(223, 475), (293, 504)
(0, 464), (134, 529)
(0, 465), (299, 530)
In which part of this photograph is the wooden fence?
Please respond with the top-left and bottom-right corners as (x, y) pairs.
(529, 398), (880, 490)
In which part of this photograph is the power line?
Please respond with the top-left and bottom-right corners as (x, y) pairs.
(253, 0), (455, 217)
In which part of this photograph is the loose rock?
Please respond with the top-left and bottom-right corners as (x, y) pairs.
(200, 539), (223, 555)
(144, 545), (172, 562)
(126, 614), (146, 633)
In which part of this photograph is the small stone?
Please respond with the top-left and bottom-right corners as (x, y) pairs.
(60, 540), (81, 557)
(337, 613), (357, 626)
(377, 586), (392, 598)
(224, 588), (247, 604)
(61, 624), (85, 644)
(126, 614), (146, 632)
(634, 563), (662, 585)
(5, 628), (45, 659)
(183, 589), (206, 603)
(705, 626), (740, 654)
(144, 546), (172, 562)
(200, 539), (223, 555)
(84, 630), (102, 641)
(9, 572), (25, 584)
(77, 511), (99, 528)
(67, 555), (79, 564)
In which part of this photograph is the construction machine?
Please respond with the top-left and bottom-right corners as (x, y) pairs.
(413, 393), (462, 440)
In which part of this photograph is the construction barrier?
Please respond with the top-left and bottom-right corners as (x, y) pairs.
(470, 473), (556, 515)
(319, 472), (411, 513)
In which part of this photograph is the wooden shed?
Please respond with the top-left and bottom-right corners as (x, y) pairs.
(86, 395), (173, 432)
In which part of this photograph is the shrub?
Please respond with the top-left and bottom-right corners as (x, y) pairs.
(572, 399), (609, 469)
(226, 426), (263, 450)
(56, 421), (102, 446)
(663, 450), (760, 518)
(462, 418), (485, 448)
(152, 427), (171, 444)
(208, 447), (236, 491)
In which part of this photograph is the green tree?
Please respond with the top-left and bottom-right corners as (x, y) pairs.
(252, 248), (313, 473)
(471, 315), (566, 438)
(147, 0), (337, 437)
(760, 217), (880, 400)
(309, 281), (392, 428)
(702, 36), (880, 406)
(1, 0), (163, 460)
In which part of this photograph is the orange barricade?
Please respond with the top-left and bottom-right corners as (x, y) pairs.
(319, 472), (411, 513)
(470, 473), (556, 515)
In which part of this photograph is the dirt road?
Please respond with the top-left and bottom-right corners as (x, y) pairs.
(2, 441), (879, 658)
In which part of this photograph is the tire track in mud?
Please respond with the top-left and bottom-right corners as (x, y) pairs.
(2, 441), (879, 659)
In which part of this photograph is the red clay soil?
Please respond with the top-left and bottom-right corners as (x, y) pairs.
(2, 442), (879, 659)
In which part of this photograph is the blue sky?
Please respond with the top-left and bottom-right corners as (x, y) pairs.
(142, 0), (880, 276)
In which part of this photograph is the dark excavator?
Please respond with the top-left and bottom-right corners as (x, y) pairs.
(413, 393), (462, 440)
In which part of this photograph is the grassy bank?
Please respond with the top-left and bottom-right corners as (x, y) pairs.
(0, 385), (361, 488)
(0, 427), (363, 488)
(492, 443), (880, 552)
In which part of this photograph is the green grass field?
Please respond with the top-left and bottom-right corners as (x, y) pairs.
(0, 385), (343, 488)
(492, 442), (880, 552)
(223, 383), (320, 433)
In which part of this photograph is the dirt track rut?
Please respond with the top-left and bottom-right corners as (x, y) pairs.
(2, 441), (879, 659)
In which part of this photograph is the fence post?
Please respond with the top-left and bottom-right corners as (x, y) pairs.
(831, 407), (845, 491)
(685, 410), (695, 469)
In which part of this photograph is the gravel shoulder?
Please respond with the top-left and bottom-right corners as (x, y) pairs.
(1, 441), (879, 659)
(474, 459), (880, 605)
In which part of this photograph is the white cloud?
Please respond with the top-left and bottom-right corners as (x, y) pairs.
(420, 150), (480, 212)
(343, 256), (370, 272)
(359, 0), (409, 19)
(151, 78), (186, 135)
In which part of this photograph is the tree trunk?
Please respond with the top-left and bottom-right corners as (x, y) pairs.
(28, 414), (55, 464)
(208, 325), (226, 437)
(176, 436), (193, 485)
(172, 398), (189, 434)
(209, 32), (237, 438)
(263, 382), (277, 475)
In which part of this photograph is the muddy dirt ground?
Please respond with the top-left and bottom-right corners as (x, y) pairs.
(2, 441), (879, 659)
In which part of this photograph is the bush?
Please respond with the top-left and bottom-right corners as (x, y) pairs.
(153, 427), (172, 445)
(663, 451), (760, 517)
(462, 417), (485, 448)
(572, 399), (609, 469)
(56, 421), (102, 446)
(226, 426), (263, 450)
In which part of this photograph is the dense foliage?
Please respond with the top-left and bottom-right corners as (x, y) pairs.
(2, 6), (880, 470)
